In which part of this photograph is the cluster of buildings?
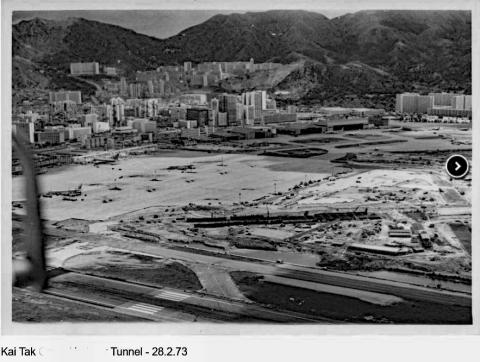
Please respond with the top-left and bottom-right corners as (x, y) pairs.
(12, 53), (474, 178)
(11, 86), (287, 148)
(96, 58), (282, 99)
(13, 90), (156, 149)
(24, 60), (470, 156)
(395, 92), (472, 118)
(159, 91), (300, 141)
(182, 58), (279, 87)
(15, 83), (397, 151)
(17, 86), (373, 151)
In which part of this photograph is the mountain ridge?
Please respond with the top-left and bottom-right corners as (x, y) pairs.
(12, 10), (471, 108)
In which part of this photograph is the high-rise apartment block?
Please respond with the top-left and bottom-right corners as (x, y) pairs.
(429, 92), (455, 107)
(186, 108), (210, 127)
(242, 90), (267, 120)
(111, 97), (126, 125)
(451, 95), (472, 110)
(49, 91), (82, 104)
(417, 95), (434, 114)
(395, 93), (434, 114)
(147, 81), (154, 96)
(184, 62), (192, 72)
(219, 94), (240, 125)
(397, 92), (472, 116)
(70, 62), (100, 75)
(211, 98), (219, 112)
(129, 83), (143, 98)
(119, 77), (128, 96)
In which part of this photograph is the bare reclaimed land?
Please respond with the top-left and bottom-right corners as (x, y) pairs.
(13, 152), (328, 221)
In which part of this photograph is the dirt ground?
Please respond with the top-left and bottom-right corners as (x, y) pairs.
(230, 271), (471, 324)
(63, 249), (203, 291)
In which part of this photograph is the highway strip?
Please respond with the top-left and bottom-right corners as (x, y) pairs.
(48, 271), (334, 323)
(103, 243), (471, 307)
(44, 288), (201, 322)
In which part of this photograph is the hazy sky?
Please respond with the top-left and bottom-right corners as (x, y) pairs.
(12, 10), (349, 39)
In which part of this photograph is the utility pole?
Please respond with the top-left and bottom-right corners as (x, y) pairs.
(274, 182), (277, 194)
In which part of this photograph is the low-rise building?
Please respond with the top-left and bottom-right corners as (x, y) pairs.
(35, 129), (65, 145)
(274, 122), (326, 135)
(178, 120), (198, 129)
(348, 243), (411, 256)
(128, 118), (157, 133)
(369, 116), (391, 128)
(229, 126), (276, 139)
(66, 126), (92, 141)
(262, 112), (297, 124)
(179, 93), (208, 105)
(92, 121), (111, 133)
(79, 113), (98, 127)
(83, 135), (108, 149)
(428, 107), (472, 118)
(317, 116), (368, 131)
(103, 66), (117, 76)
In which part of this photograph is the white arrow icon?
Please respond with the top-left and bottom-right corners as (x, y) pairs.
(446, 155), (469, 179)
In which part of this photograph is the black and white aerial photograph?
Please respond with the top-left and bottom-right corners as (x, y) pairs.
(8, 3), (473, 327)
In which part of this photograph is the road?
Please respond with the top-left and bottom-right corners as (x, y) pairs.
(48, 271), (332, 323)
(45, 288), (203, 322)
(190, 264), (250, 301)
(88, 237), (471, 308)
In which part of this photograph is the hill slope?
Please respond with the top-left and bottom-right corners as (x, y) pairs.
(13, 17), (164, 79)
(155, 10), (342, 63)
(332, 10), (471, 89)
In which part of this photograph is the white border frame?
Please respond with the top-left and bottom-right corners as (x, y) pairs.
(1, 0), (479, 336)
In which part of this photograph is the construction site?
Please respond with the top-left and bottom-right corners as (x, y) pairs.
(12, 124), (472, 324)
